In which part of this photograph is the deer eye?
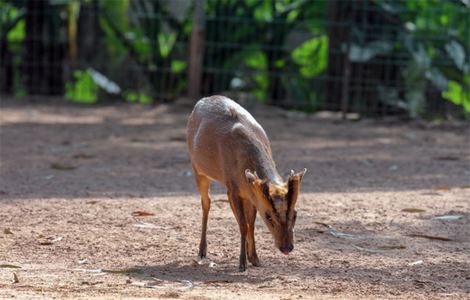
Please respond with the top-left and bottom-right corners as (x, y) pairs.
(265, 211), (273, 223)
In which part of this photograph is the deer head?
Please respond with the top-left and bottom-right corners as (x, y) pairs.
(245, 168), (307, 254)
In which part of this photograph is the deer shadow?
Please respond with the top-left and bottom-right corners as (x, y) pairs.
(128, 262), (271, 286)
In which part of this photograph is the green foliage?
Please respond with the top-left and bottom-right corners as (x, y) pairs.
(158, 32), (176, 58)
(99, 17), (127, 62)
(171, 60), (187, 73)
(371, 0), (470, 117)
(124, 91), (152, 104)
(95, 0), (193, 103)
(66, 70), (98, 104)
(97, 0), (130, 62)
(348, 40), (393, 63)
(7, 19), (24, 42)
(246, 50), (269, 101)
(292, 35), (328, 78)
(1, 2), (25, 43)
(204, 0), (323, 107)
(442, 80), (470, 112)
(445, 40), (467, 72)
(129, 29), (151, 61)
(0, 0), (468, 117)
(223, 49), (269, 101)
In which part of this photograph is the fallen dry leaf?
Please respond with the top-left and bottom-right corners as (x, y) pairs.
(160, 292), (181, 298)
(402, 208), (426, 213)
(131, 211), (155, 217)
(73, 268), (103, 273)
(433, 156), (459, 161)
(50, 162), (77, 170)
(132, 223), (173, 230)
(313, 222), (373, 239)
(51, 236), (63, 242)
(38, 236), (63, 245)
(38, 241), (54, 245)
(433, 185), (451, 191)
(133, 223), (159, 229)
(353, 244), (405, 252)
(81, 281), (103, 286)
(352, 245), (384, 253)
(314, 221), (333, 229)
(72, 153), (95, 159)
(407, 233), (453, 241)
(204, 279), (232, 284)
(0, 264), (21, 269)
(130, 280), (164, 289)
(408, 260), (424, 266)
(4, 228), (13, 234)
(102, 268), (142, 274)
(377, 244), (406, 250)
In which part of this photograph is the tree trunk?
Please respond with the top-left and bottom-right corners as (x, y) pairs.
(267, 20), (286, 106)
(25, 0), (47, 94)
(77, 0), (102, 64)
(25, 0), (65, 95)
(0, 39), (13, 94)
(326, 0), (351, 111)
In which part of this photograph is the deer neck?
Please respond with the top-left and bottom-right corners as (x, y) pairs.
(247, 147), (283, 185)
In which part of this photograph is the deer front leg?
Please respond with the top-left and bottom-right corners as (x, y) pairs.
(227, 188), (248, 272)
(193, 167), (212, 259)
(245, 204), (260, 266)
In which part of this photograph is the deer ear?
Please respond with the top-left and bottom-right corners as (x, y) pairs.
(287, 168), (306, 208)
(245, 169), (259, 184)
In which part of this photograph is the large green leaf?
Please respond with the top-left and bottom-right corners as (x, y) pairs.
(442, 80), (470, 112)
(65, 70), (98, 103)
(445, 40), (467, 72)
(7, 19), (24, 42)
(425, 68), (448, 92)
(1, 3), (25, 43)
(292, 35), (328, 78)
(99, 0), (129, 61)
(158, 32), (176, 58)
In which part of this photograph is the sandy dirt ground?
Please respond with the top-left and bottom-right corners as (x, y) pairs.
(0, 98), (469, 299)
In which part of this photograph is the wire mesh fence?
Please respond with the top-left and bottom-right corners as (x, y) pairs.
(1, 0), (469, 118)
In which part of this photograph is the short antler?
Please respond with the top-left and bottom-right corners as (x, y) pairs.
(289, 168), (307, 181)
(245, 169), (260, 183)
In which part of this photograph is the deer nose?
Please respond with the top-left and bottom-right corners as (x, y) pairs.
(279, 244), (294, 255)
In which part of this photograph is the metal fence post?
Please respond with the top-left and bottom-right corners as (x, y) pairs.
(188, 0), (205, 100)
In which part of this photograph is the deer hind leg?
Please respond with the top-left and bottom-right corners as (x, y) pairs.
(245, 204), (260, 266)
(193, 167), (211, 259)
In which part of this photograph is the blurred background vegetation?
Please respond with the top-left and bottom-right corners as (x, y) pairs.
(0, 0), (469, 118)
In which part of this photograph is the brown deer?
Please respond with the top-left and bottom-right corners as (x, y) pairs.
(186, 95), (306, 271)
